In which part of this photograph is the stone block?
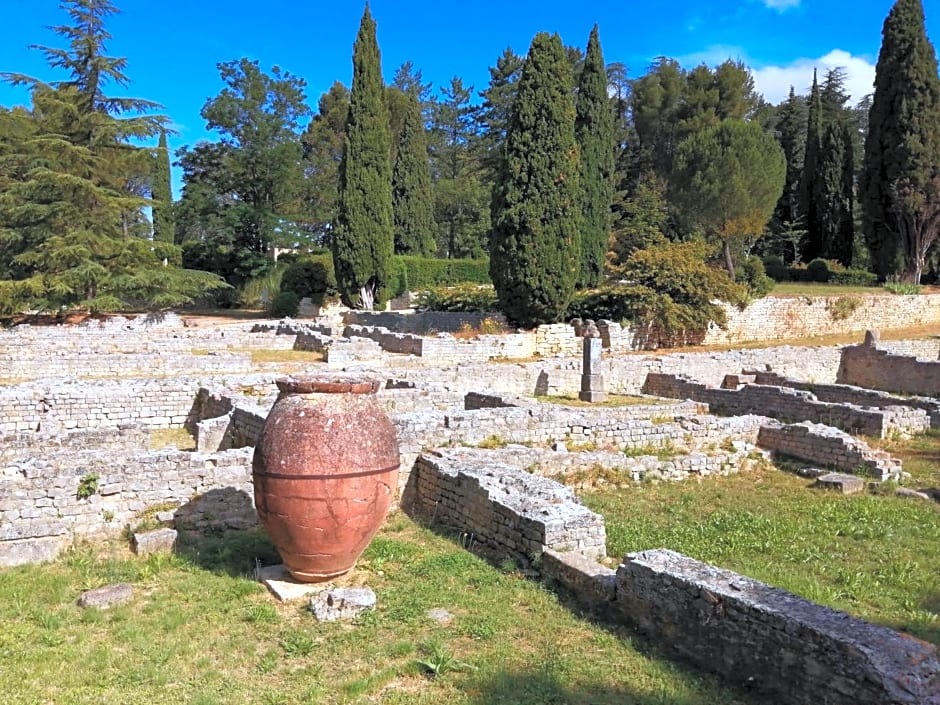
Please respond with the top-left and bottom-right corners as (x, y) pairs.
(814, 472), (865, 495)
(0, 535), (69, 567)
(132, 528), (178, 556)
(78, 582), (133, 609)
(310, 586), (376, 621)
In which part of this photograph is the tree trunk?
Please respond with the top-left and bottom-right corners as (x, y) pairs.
(723, 239), (736, 279)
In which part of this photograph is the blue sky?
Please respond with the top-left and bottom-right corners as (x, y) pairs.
(0, 0), (932, 193)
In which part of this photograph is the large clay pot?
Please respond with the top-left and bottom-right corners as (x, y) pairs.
(252, 374), (399, 582)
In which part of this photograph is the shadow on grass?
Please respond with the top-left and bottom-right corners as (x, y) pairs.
(468, 668), (756, 705)
(172, 487), (280, 577)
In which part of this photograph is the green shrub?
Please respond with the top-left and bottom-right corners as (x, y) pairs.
(602, 241), (750, 343)
(883, 276), (923, 295)
(413, 284), (499, 313)
(270, 290), (300, 318)
(392, 256), (490, 295)
(762, 255), (789, 282)
(806, 258), (831, 283)
(736, 256), (775, 298)
(279, 255), (337, 305)
(566, 285), (655, 323)
(829, 269), (879, 286)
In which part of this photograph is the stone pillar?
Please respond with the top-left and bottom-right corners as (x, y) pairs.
(579, 321), (607, 403)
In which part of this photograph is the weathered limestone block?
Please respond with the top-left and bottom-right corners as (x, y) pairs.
(813, 473), (865, 495)
(615, 549), (940, 705)
(309, 587), (376, 622)
(78, 583), (133, 609)
(132, 528), (178, 556)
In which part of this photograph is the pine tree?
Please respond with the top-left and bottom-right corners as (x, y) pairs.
(151, 130), (174, 243)
(861, 0), (940, 283)
(333, 5), (394, 306)
(392, 92), (435, 256)
(0, 0), (226, 313)
(490, 32), (580, 328)
(770, 87), (807, 261)
(574, 25), (614, 289)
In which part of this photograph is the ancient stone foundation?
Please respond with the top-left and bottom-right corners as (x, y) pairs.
(406, 451), (939, 705)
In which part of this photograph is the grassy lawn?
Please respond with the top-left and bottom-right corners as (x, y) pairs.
(534, 394), (678, 408)
(0, 514), (757, 705)
(769, 282), (883, 296)
(582, 450), (940, 647)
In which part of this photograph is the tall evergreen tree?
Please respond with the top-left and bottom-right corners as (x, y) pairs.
(798, 70), (823, 260)
(392, 92), (435, 256)
(671, 120), (785, 276)
(429, 77), (488, 258)
(574, 25), (614, 289)
(861, 0), (940, 283)
(334, 5), (394, 306)
(490, 32), (580, 328)
(818, 69), (855, 265)
(769, 87), (807, 261)
(300, 82), (349, 244)
(151, 130), (173, 243)
(478, 48), (525, 179)
(0, 0), (226, 313)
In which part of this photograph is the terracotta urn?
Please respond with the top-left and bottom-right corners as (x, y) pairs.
(252, 374), (400, 582)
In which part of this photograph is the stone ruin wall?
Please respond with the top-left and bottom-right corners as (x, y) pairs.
(406, 450), (940, 705)
(702, 293), (940, 346)
(346, 294), (940, 352)
(753, 371), (940, 428)
(642, 373), (931, 438)
(838, 338), (940, 397)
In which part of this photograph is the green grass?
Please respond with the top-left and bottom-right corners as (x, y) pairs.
(583, 458), (940, 646)
(0, 515), (757, 705)
(769, 282), (882, 296)
(535, 394), (674, 408)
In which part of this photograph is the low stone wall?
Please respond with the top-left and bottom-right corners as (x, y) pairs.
(611, 549), (940, 705)
(756, 422), (902, 480)
(407, 450), (939, 705)
(0, 446), (255, 567)
(343, 311), (508, 334)
(703, 293), (940, 346)
(838, 339), (940, 396)
(0, 426), (148, 459)
(753, 371), (940, 428)
(439, 445), (765, 485)
(643, 373), (929, 438)
(0, 378), (204, 434)
(404, 450), (607, 564)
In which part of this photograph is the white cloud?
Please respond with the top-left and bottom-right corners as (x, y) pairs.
(761, 0), (801, 10)
(751, 50), (876, 105)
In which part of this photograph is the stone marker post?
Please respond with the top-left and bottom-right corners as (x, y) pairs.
(579, 320), (607, 403)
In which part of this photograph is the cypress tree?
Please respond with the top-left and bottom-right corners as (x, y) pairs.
(333, 5), (394, 306)
(392, 92), (435, 256)
(490, 32), (580, 328)
(798, 71), (823, 261)
(151, 130), (174, 243)
(861, 0), (940, 282)
(574, 25), (614, 289)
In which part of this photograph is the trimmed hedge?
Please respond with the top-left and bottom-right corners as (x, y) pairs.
(392, 256), (490, 296)
(762, 256), (878, 287)
(412, 284), (499, 312)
